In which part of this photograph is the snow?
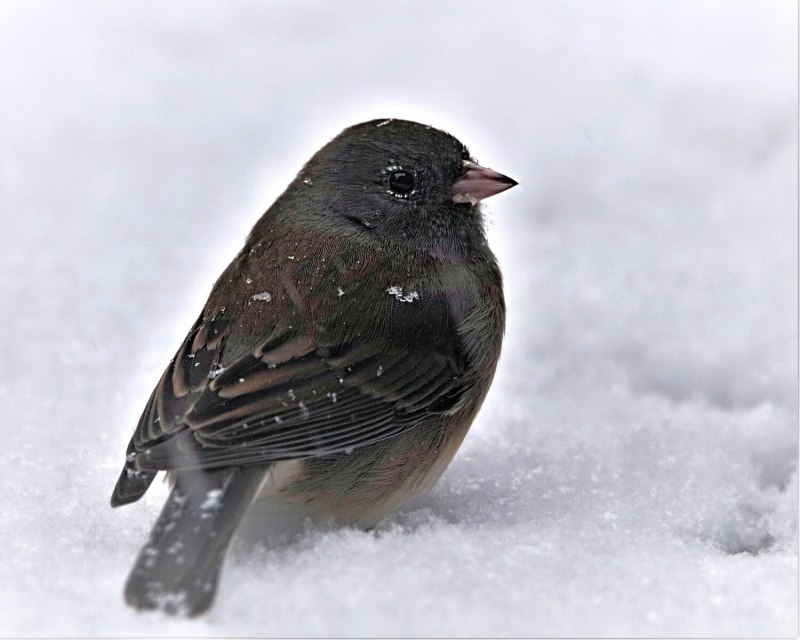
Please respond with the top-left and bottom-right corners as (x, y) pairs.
(200, 489), (224, 513)
(207, 363), (225, 379)
(387, 285), (420, 303)
(0, 0), (796, 636)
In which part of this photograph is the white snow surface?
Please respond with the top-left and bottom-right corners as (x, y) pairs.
(1, 1), (797, 636)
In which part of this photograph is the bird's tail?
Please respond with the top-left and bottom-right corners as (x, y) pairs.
(124, 465), (267, 616)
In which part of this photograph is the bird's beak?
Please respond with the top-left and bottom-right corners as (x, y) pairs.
(452, 160), (518, 204)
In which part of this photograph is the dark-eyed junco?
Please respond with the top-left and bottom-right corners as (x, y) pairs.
(111, 118), (516, 616)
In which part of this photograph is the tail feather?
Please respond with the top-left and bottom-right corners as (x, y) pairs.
(111, 439), (157, 507)
(124, 465), (267, 616)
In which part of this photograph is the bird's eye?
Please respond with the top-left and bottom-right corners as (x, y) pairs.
(388, 170), (416, 197)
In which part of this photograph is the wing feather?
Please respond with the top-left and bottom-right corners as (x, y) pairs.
(127, 251), (468, 472)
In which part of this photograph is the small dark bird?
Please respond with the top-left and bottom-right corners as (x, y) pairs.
(111, 118), (516, 616)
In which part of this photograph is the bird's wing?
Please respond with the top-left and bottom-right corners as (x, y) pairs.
(131, 296), (466, 472)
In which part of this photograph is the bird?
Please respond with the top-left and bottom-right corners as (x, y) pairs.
(111, 118), (517, 616)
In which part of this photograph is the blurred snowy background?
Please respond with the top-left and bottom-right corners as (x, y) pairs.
(1, 0), (797, 636)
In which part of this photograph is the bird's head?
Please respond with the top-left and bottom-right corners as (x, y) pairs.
(275, 118), (516, 261)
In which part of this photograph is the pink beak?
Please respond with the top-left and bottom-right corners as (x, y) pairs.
(452, 160), (517, 204)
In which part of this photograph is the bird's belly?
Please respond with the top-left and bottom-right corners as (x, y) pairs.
(254, 416), (470, 529)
